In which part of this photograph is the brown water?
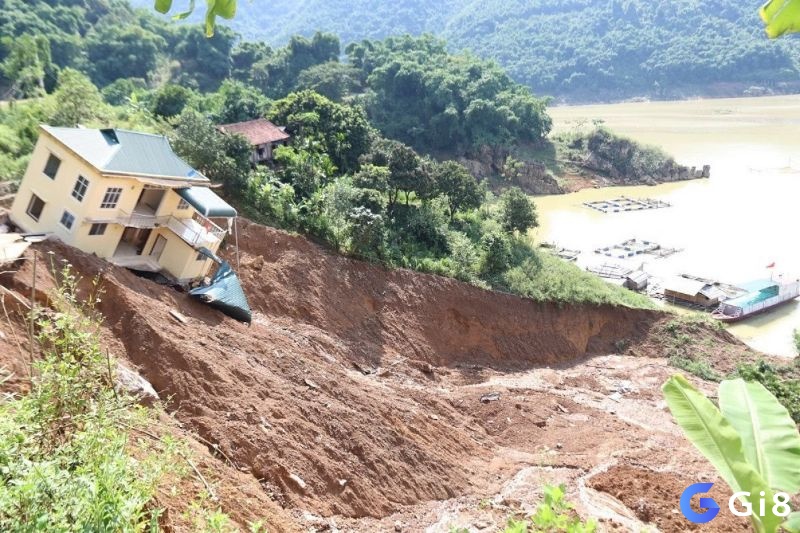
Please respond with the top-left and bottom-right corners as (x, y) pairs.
(540, 95), (800, 357)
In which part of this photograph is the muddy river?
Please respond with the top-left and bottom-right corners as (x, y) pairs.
(540, 95), (800, 357)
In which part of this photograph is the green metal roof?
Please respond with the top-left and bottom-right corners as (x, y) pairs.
(41, 125), (208, 182)
(724, 279), (779, 308)
(176, 187), (237, 218)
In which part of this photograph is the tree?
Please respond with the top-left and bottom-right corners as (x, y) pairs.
(387, 143), (429, 207)
(150, 84), (196, 118)
(272, 143), (337, 199)
(499, 187), (538, 234)
(295, 62), (361, 101)
(352, 164), (390, 192)
(268, 90), (371, 173)
(48, 69), (109, 127)
(432, 161), (483, 221)
(170, 110), (251, 194)
(101, 77), (147, 106)
(86, 24), (166, 87)
(215, 79), (268, 124)
(1, 34), (52, 98)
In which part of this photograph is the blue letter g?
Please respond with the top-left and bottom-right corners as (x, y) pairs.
(680, 482), (720, 524)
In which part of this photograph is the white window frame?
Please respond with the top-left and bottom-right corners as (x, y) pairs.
(100, 187), (123, 209)
(71, 175), (90, 202)
(59, 210), (76, 231)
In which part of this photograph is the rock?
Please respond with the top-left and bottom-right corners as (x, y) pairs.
(289, 473), (307, 491)
(394, 520), (403, 532)
(115, 364), (159, 406)
(480, 392), (501, 404)
(473, 518), (494, 530)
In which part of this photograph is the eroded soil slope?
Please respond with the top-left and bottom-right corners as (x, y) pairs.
(0, 220), (761, 531)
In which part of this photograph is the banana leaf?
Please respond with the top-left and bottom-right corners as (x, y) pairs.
(662, 375), (782, 533)
(760, 0), (800, 38)
(154, 0), (173, 14)
(784, 512), (800, 532)
(719, 379), (800, 493)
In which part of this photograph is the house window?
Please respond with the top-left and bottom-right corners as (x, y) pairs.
(177, 198), (190, 210)
(71, 175), (89, 202)
(100, 187), (122, 208)
(89, 223), (107, 236)
(26, 194), (45, 221)
(59, 210), (75, 230)
(43, 154), (61, 179)
(196, 251), (206, 261)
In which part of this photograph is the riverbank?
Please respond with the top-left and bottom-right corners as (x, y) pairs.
(538, 95), (800, 357)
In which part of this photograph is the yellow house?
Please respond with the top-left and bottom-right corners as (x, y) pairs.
(10, 125), (238, 282)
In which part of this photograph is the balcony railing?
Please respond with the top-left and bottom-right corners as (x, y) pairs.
(88, 209), (228, 248)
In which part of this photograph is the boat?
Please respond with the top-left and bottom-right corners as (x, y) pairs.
(711, 277), (800, 322)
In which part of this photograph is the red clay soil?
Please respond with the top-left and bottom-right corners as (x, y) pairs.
(0, 220), (766, 531)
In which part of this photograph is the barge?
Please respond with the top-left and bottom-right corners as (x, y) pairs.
(711, 277), (800, 322)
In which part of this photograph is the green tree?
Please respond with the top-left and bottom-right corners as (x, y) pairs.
(295, 61), (361, 101)
(216, 79), (269, 124)
(101, 77), (147, 106)
(1, 34), (52, 98)
(86, 24), (166, 87)
(352, 164), (390, 192)
(48, 69), (109, 127)
(499, 187), (538, 234)
(273, 143), (337, 199)
(150, 83), (196, 118)
(432, 161), (483, 220)
(480, 230), (512, 276)
(269, 90), (371, 173)
(171, 110), (252, 194)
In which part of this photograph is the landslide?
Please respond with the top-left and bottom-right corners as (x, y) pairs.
(0, 219), (760, 529)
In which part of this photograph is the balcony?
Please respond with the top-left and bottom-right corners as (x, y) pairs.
(88, 209), (227, 249)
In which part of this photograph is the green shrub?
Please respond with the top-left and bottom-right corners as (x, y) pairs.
(0, 267), (172, 531)
(736, 361), (800, 423)
(506, 484), (596, 533)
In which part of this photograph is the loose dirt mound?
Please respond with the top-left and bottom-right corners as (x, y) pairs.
(0, 221), (763, 531)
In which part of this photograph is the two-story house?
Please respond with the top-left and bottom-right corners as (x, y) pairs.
(10, 125), (237, 282)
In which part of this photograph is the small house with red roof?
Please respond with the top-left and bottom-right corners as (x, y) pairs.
(217, 118), (290, 165)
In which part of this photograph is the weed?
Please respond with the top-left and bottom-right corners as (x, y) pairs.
(669, 356), (722, 382)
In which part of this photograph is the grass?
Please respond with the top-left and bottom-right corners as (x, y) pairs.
(503, 252), (656, 309)
(794, 328), (800, 354)
(0, 264), (242, 531)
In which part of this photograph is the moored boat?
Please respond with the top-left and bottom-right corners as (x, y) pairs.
(711, 277), (800, 322)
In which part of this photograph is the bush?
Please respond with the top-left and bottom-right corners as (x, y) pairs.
(499, 187), (538, 234)
(0, 267), (171, 530)
(346, 206), (386, 260)
(736, 361), (800, 423)
(480, 231), (512, 277)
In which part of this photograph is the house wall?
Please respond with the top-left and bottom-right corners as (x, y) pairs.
(138, 226), (214, 281)
(10, 130), (220, 282)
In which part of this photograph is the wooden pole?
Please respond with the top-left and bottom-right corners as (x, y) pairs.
(28, 253), (36, 377)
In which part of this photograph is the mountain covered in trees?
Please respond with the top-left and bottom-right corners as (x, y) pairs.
(130, 0), (800, 101)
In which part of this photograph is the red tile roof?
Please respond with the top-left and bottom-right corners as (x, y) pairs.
(218, 118), (290, 145)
